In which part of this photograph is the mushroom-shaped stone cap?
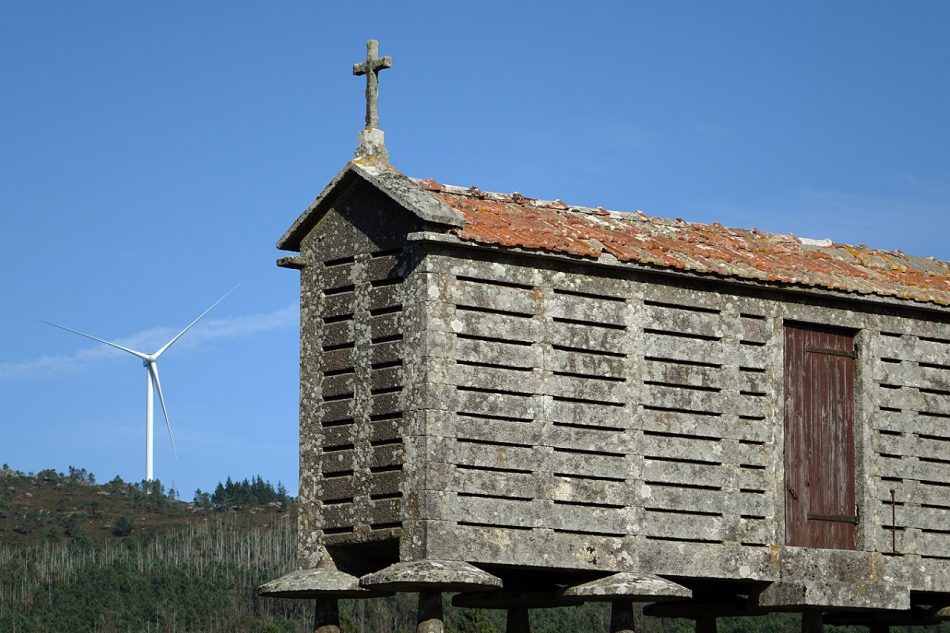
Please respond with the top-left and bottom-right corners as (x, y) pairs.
(360, 560), (502, 593)
(562, 573), (691, 602)
(259, 567), (392, 599)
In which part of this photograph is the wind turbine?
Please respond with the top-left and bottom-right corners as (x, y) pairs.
(42, 287), (237, 481)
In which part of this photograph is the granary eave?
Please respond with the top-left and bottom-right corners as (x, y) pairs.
(416, 179), (950, 308)
(406, 230), (950, 316)
(276, 160), (465, 252)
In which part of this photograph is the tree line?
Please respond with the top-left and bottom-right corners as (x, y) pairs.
(194, 475), (292, 510)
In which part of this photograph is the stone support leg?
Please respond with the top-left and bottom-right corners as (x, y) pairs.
(609, 599), (635, 633)
(506, 607), (530, 633)
(802, 613), (823, 633)
(695, 617), (717, 633)
(417, 591), (444, 633)
(313, 598), (341, 633)
(868, 625), (889, 633)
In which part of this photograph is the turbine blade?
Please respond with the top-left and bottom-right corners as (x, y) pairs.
(148, 362), (180, 473)
(153, 284), (240, 359)
(40, 320), (149, 360)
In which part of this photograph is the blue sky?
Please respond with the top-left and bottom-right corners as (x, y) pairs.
(1, 2), (947, 498)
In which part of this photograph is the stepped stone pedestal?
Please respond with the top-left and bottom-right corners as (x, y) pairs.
(258, 563), (390, 633)
(361, 560), (503, 633)
(563, 573), (692, 633)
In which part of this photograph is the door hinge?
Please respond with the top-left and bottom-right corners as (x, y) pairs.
(807, 513), (859, 524)
(805, 346), (857, 358)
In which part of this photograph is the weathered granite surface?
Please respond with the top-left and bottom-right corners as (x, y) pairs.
(258, 566), (389, 598)
(562, 572), (691, 601)
(360, 559), (502, 592)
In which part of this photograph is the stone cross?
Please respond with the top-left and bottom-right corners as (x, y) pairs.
(352, 39), (392, 130)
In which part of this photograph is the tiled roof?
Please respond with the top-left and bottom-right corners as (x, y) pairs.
(417, 179), (950, 307)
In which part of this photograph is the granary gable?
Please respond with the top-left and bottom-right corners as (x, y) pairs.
(278, 165), (950, 310)
(276, 160), (465, 256)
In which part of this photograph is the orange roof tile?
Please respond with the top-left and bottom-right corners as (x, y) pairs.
(417, 179), (950, 307)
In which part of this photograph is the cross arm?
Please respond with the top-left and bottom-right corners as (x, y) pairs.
(353, 56), (392, 76)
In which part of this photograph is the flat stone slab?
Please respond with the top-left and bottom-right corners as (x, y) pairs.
(562, 573), (692, 602)
(453, 591), (585, 609)
(360, 560), (502, 592)
(259, 567), (391, 599)
(645, 600), (768, 619)
(824, 607), (948, 627)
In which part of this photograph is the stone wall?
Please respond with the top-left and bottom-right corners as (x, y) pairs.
(295, 182), (422, 570)
(871, 331), (950, 561)
(400, 246), (949, 591)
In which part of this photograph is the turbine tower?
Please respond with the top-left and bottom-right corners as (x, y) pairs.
(43, 287), (237, 481)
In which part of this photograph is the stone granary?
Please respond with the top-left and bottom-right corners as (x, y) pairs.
(261, 41), (950, 633)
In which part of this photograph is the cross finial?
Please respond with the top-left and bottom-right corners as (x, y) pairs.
(352, 39), (392, 131)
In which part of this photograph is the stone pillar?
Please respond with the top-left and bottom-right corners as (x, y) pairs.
(361, 560), (503, 633)
(610, 599), (635, 633)
(562, 572), (690, 633)
(695, 617), (717, 633)
(313, 597), (341, 633)
(417, 591), (444, 633)
(257, 565), (390, 633)
(802, 612), (823, 633)
(506, 607), (530, 633)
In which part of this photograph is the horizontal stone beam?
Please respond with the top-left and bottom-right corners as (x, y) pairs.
(644, 600), (768, 619)
(453, 591), (584, 609)
(756, 580), (910, 612)
(824, 608), (944, 627)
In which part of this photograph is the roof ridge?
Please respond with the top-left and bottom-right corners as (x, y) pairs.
(416, 176), (949, 306)
(412, 177), (945, 263)
(413, 177), (679, 224)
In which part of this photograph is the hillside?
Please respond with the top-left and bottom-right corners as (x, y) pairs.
(0, 466), (946, 633)
(0, 466), (307, 632)
(0, 466), (289, 547)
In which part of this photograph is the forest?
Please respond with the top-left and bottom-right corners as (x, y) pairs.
(0, 465), (945, 633)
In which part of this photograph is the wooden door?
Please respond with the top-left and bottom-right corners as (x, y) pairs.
(784, 323), (857, 549)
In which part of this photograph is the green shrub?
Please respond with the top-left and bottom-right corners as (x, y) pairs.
(112, 515), (133, 537)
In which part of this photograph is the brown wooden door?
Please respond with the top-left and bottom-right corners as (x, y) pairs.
(784, 323), (857, 549)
